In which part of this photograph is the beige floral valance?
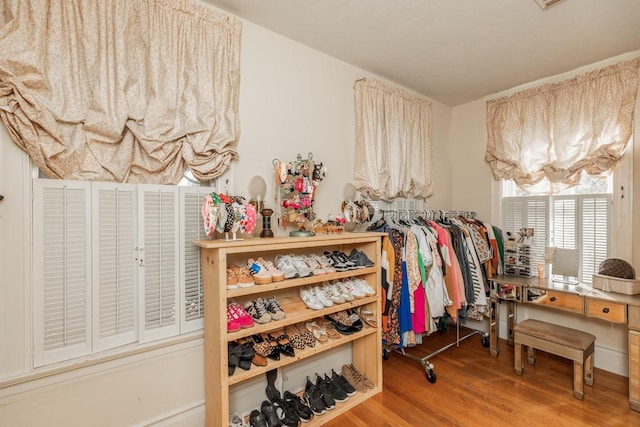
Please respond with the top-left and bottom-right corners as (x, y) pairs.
(0, 0), (241, 184)
(353, 78), (433, 200)
(486, 57), (640, 192)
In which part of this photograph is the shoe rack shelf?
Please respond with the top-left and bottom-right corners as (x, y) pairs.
(194, 232), (385, 426)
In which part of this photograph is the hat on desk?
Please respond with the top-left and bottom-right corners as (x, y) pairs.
(597, 258), (635, 280)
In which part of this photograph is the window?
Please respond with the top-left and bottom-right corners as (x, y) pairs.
(33, 178), (215, 367)
(501, 172), (612, 284)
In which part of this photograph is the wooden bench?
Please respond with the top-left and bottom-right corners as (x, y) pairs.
(513, 319), (596, 400)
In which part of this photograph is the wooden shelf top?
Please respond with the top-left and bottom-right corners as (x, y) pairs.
(193, 231), (386, 249)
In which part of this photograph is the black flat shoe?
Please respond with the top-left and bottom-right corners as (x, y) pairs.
(260, 400), (282, 427)
(238, 356), (252, 371)
(249, 409), (268, 427)
(228, 342), (242, 373)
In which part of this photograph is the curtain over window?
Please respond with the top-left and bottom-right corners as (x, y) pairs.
(353, 78), (433, 200)
(0, 0), (241, 184)
(486, 58), (640, 193)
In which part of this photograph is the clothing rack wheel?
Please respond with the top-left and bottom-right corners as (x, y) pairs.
(387, 324), (489, 384)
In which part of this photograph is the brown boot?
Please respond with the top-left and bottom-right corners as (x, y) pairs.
(349, 363), (375, 389)
(341, 364), (367, 392)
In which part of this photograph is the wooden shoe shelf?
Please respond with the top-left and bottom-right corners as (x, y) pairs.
(194, 232), (385, 426)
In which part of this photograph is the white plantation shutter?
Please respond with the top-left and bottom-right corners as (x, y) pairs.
(579, 195), (611, 284)
(552, 197), (577, 249)
(502, 196), (548, 267)
(502, 198), (524, 237)
(179, 187), (211, 332)
(525, 197), (549, 268)
(33, 180), (92, 367)
(92, 183), (138, 351)
(139, 186), (180, 342)
(505, 194), (611, 284)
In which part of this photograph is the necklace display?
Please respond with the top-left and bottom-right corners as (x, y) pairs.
(272, 153), (326, 237)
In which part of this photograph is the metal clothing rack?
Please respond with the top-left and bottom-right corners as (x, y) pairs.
(371, 203), (489, 383)
(389, 323), (488, 383)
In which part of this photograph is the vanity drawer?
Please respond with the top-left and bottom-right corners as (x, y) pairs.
(533, 290), (584, 314)
(586, 299), (626, 324)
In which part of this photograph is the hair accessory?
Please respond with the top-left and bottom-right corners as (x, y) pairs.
(210, 192), (221, 205)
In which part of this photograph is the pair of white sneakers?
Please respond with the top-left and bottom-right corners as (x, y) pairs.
(341, 278), (376, 298)
(300, 285), (334, 310)
(276, 254), (313, 279)
(300, 280), (376, 310)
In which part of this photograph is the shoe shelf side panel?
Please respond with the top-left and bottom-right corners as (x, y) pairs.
(228, 325), (378, 385)
(201, 246), (231, 425)
(351, 237), (383, 395)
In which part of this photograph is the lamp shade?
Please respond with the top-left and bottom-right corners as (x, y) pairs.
(248, 175), (267, 201)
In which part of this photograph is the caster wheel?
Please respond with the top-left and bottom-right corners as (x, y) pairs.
(382, 348), (389, 360)
(481, 335), (490, 348)
(425, 369), (437, 383)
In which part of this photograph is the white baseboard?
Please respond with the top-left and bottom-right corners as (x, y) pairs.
(138, 401), (205, 427)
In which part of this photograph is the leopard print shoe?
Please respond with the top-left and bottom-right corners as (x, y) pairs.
(285, 325), (305, 350)
(296, 323), (316, 348)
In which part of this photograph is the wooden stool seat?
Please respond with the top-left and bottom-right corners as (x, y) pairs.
(513, 319), (595, 400)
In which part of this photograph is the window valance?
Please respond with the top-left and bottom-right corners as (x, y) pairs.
(353, 78), (433, 200)
(485, 57), (640, 192)
(0, 0), (241, 184)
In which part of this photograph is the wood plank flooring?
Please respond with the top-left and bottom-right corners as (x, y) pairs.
(324, 327), (640, 427)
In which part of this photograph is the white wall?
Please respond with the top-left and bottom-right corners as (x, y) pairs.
(0, 4), (452, 426)
(233, 20), (453, 222)
(449, 99), (494, 219)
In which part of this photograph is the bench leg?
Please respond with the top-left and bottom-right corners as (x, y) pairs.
(585, 351), (594, 387)
(514, 342), (523, 375)
(526, 345), (536, 365)
(573, 361), (585, 400)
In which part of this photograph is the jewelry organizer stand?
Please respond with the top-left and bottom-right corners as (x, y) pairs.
(273, 152), (325, 237)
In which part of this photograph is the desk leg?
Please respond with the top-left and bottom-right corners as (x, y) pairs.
(507, 300), (516, 346)
(629, 330), (640, 411)
(490, 297), (499, 357)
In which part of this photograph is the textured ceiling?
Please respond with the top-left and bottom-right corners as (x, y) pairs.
(204, 0), (640, 106)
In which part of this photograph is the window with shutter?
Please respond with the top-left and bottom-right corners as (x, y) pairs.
(33, 180), (92, 367)
(501, 177), (612, 285)
(33, 178), (211, 367)
(138, 186), (180, 343)
(578, 195), (610, 283)
(501, 196), (548, 268)
(180, 187), (212, 333)
(92, 182), (138, 352)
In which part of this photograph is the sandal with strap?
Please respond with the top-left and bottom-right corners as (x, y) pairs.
(357, 306), (377, 328)
(321, 320), (342, 340)
(305, 321), (328, 343)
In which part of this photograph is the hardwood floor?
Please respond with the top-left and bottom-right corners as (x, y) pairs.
(324, 327), (640, 427)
